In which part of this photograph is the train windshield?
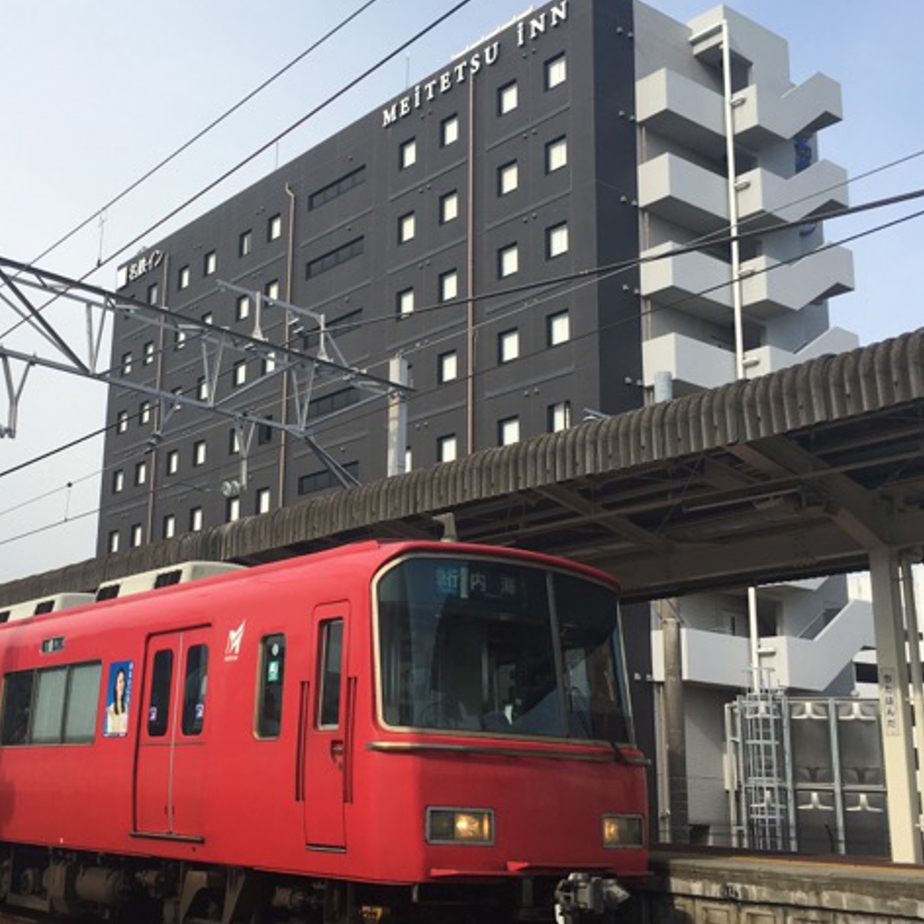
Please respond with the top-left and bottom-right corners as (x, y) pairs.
(376, 556), (632, 743)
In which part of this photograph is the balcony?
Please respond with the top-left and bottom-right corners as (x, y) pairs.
(643, 332), (735, 392)
(643, 326), (859, 393)
(732, 74), (842, 150)
(740, 246), (855, 320)
(640, 243), (732, 323)
(741, 327), (859, 378)
(736, 160), (849, 229)
(636, 68), (725, 157)
(637, 153), (728, 234)
(651, 598), (874, 691)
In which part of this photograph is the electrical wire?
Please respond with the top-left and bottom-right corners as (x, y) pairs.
(0, 0), (385, 341)
(0, 0), (475, 343)
(3, 198), (922, 554)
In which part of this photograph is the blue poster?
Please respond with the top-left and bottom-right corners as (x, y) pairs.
(103, 660), (133, 737)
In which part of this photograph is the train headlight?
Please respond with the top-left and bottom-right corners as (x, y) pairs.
(426, 808), (494, 844)
(602, 814), (644, 848)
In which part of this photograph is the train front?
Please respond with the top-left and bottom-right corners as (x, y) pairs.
(363, 548), (648, 922)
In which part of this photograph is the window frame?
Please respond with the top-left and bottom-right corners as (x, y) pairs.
(545, 52), (567, 90)
(498, 80), (518, 115)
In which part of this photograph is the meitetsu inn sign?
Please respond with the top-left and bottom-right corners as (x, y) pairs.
(381, 0), (569, 128)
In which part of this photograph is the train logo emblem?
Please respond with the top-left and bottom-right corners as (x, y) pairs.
(225, 621), (246, 661)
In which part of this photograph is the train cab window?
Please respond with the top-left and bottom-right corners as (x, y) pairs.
(318, 620), (343, 728)
(256, 634), (286, 738)
(147, 650), (173, 737)
(182, 644), (209, 736)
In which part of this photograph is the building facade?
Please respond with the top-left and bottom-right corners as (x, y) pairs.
(99, 0), (862, 848)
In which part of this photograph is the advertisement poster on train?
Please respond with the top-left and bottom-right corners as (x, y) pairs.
(103, 660), (133, 737)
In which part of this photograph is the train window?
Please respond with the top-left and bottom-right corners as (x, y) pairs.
(64, 663), (102, 743)
(181, 644), (209, 736)
(318, 620), (343, 728)
(32, 668), (69, 742)
(256, 634), (286, 738)
(1, 672), (35, 745)
(0, 662), (102, 746)
(147, 650), (173, 737)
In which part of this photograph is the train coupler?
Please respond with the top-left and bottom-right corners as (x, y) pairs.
(553, 872), (629, 923)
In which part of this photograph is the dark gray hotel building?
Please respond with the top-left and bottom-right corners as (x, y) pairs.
(99, 0), (865, 848)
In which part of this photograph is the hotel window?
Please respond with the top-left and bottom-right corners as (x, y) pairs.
(121, 352), (132, 375)
(147, 282), (159, 305)
(142, 341), (154, 365)
(233, 361), (247, 387)
(256, 487), (271, 515)
(438, 350), (458, 383)
(108, 531), (120, 554)
(204, 250), (216, 276)
(306, 237), (364, 278)
(498, 80), (518, 115)
(163, 514), (176, 540)
(236, 295), (251, 321)
(440, 190), (459, 224)
(397, 288), (415, 318)
(548, 401), (572, 433)
(178, 265), (190, 290)
(239, 229), (252, 257)
(193, 440), (207, 467)
(498, 416), (520, 446)
(202, 311), (214, 325)
(112, 470), (124, 493)
(175, 329), (187, 350)
(439, 270), (458, 303)
(547, 310), (571, 346)
(545, 53), (567, 89)
(131, 524), (143, 548)
(190, 507), (203, 532)
(263, 352), (277, 376)
(265, 279), (280, 299)
(309, 165), (366, 210)
(546, 222), (570, 258)
(116, 410), (128, 434)
(197, 377), (209, 401)
(229, 428), (241, 455)
(438, 434), (458, 463)
(398, 212), (416, 244)
(546, 136), (568, 173)
(397, 289), (414, 318)
(166, 450), (179, 475)
(441, 114), (459, 147)
(405, 447), (413, 472)
(134, 461), (147, 486)
(267, 213), (282, 241)
(498, 329), (520, 364)
(226, 497), (241, 523)
(399, 137), (417, 169)
(139, 401), (152, 425)
(498, 243), (519, 278)
(498, 160), (518, 196)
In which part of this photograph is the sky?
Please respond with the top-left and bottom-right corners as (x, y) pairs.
(1, 0), (922, 586)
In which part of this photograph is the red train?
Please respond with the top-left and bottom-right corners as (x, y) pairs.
(0, 540), (648, 923)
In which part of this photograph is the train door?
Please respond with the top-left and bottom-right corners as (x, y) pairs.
(301, 602), (350, 849)
(134, 627), (211, 841)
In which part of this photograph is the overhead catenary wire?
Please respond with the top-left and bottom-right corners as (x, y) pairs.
(0, 0), (385, 341)
(2, 196), (922, 552)
(0, 0), (475, 344)
(2, 185), (922, 493)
